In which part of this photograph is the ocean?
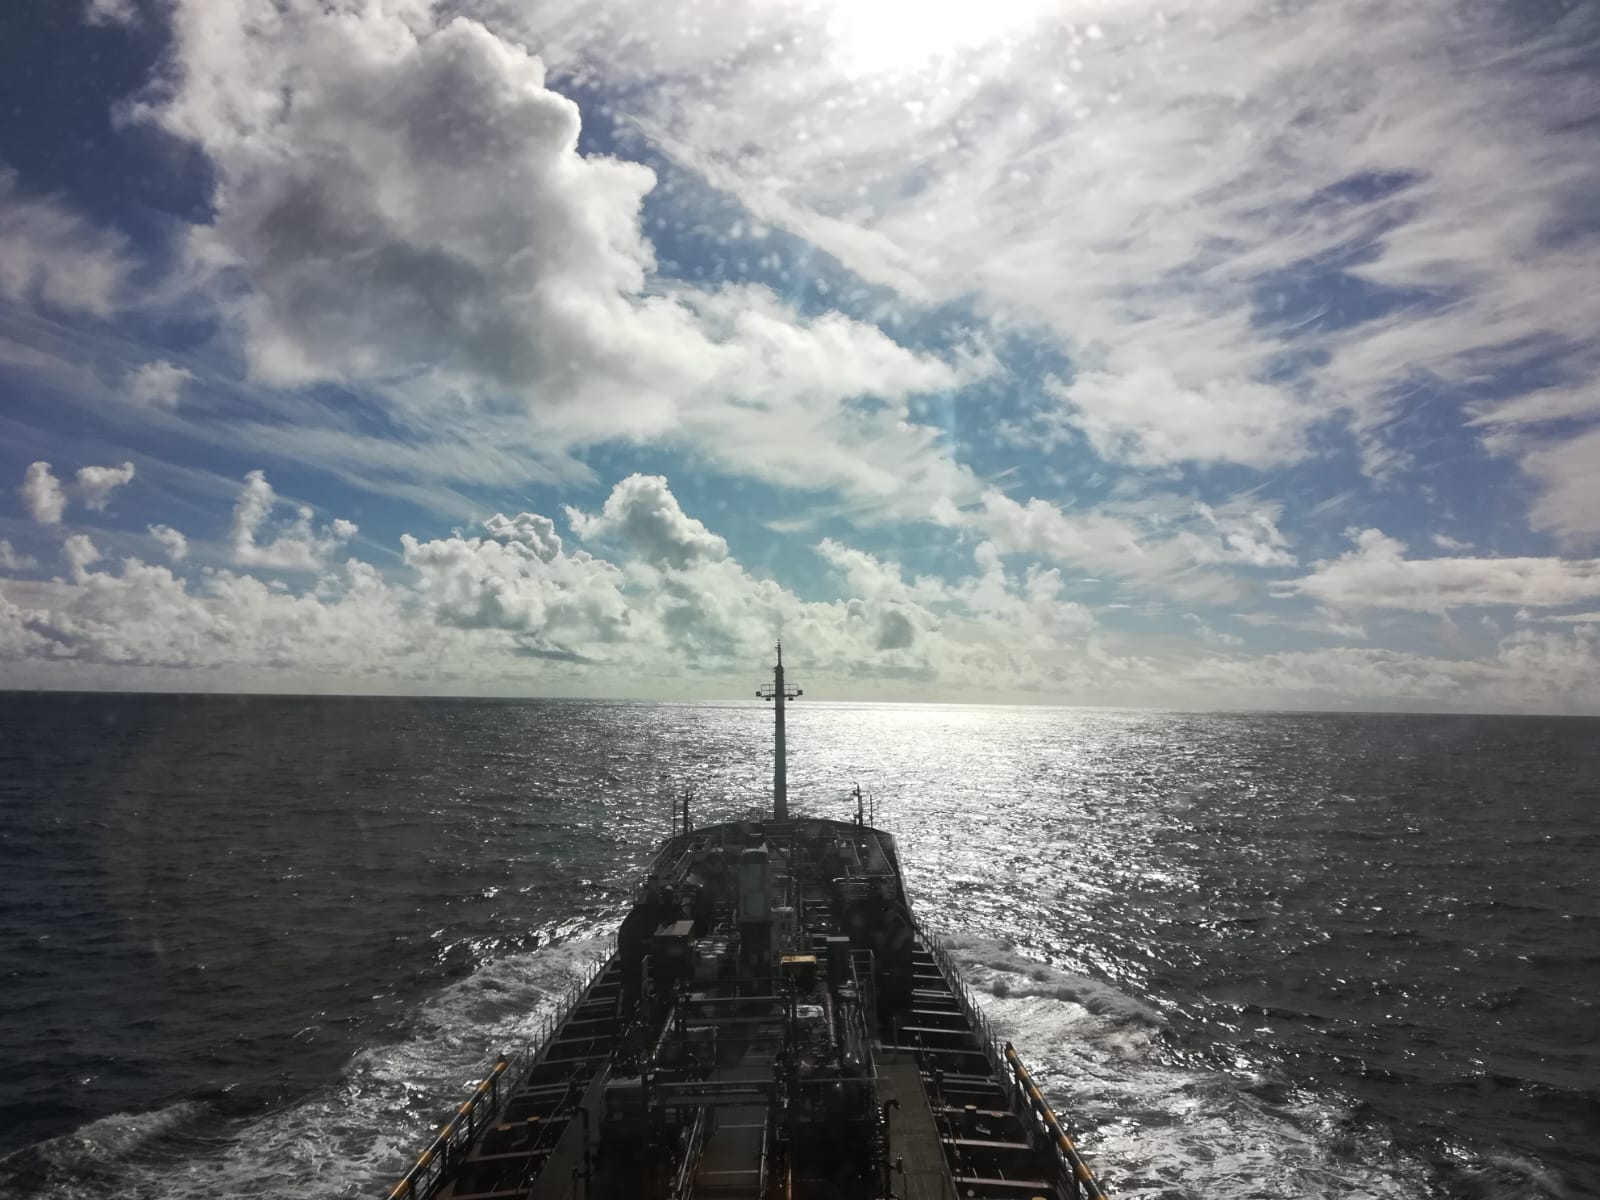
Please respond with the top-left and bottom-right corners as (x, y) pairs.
(0, 693), (1594, 1200)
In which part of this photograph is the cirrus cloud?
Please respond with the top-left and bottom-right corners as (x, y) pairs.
(527, 0), (1600, 483)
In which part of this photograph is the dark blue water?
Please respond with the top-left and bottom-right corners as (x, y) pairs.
(0, 694), (1594, 1199)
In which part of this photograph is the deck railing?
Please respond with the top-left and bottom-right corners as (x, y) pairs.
(916, 922), (1111, 1200)
(384, 1053), (523, 1200)
(384, 942), (616, 1200)
(1001, 1043), (1109, 1200)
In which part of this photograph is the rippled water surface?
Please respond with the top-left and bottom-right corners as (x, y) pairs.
(1, 694), (1595, 1199)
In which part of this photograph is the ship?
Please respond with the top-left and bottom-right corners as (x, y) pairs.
(385, 648), (1110, 1200)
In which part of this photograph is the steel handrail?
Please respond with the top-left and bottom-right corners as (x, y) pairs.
(1003, 1043), (1110, 1200)
(915, 923), (1112, 1200)
(385, 1055), (516, 1200)
(384, 943), (616, 1200)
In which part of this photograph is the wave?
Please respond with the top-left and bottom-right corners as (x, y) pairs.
(0, 933), (613, 1200)
(1440, 1152), (1575, 1200)
(937, 933), (1166, 1029)
(6, 932), (1580, 1200)
(0, 1101), (215, 1196)
(930, 932), (1582, 1200)
(930, 931), (1439, 1200)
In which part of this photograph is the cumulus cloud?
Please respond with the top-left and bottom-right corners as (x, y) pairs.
(18, 460), (138, 522)
(817, 534), (1094, 663)
(3, 472), (1599, 711)
(482, 512), (562, 562)
(1286, 529), (1600, 613)
(20, 462), (67, 524)
(957, 544), (1096, 646)
(62, 533), (101, 582)
(9, 473), (995, 688)
(0, 539), (38, 572)
(134, 0), (979, 515)
(411, 476), (1102, 676)
(74, 462), (135, 511)
(566, 474), (728, 571)
(873, 606), (916, 651)
(0, 167), (133, 316)
(6, 553), (419, 674)
(817, 539), (937, 606)
(148, 524), (188, 562)
(144, 8), (656, 393)
(229, 470), (357, 570)
(125, 360), (193, 410)
(401, 523), (630, 650)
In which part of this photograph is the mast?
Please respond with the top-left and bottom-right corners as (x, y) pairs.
(757, 642), (802, 821)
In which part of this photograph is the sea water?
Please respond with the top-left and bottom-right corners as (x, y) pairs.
(1, 694), (1594, 1199)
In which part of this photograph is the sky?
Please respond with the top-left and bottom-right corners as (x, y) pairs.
(1, 0), (1598, 711)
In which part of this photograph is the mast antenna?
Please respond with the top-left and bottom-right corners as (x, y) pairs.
(757, 641), (802, 821)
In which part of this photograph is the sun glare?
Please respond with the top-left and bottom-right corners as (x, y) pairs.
(822, 0), (1058, 75)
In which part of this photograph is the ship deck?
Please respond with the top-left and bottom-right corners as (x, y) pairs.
(388, 816), (1106, 1200)
(873, 1049), (954, 1200)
